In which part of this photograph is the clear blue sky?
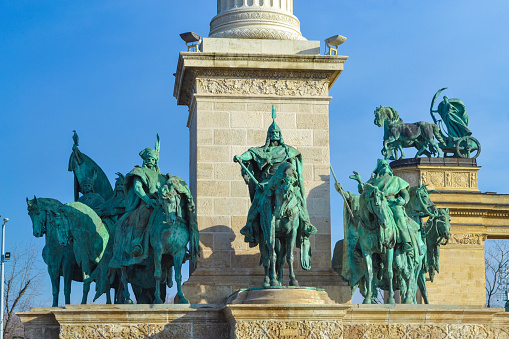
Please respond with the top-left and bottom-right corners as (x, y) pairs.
(1, 1), (508, 305)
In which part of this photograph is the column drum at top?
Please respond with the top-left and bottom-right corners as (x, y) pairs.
(211, 0), (304, 40)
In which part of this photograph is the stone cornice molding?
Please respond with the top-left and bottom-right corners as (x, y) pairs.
(174, 52), (347, 107)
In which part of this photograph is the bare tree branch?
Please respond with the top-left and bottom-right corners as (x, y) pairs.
(2, 243), (44, 339)
(485, 240), (509, 308)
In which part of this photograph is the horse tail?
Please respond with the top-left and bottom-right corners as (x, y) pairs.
(432, 123), (445, 145)
(188, 210), (201, 267)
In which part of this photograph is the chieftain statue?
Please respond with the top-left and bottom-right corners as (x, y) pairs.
(234, 105), (317, 288)
(27, 132), (199, 305)
(332, 159), (450, 304)
(374, 88), (480, 160)
(109, 134), (200, 304)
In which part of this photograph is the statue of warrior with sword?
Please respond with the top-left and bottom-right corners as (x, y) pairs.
(233, 105), (317, 282)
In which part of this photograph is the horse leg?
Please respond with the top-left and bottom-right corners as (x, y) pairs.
(268, 220), (278, 287)
(120, 267), (133, 304)
(417, 269), (429, 304)
(63, 260), (76, 305)
(276, 239), (285, 286)
(403, 260), (414, 304)
(80, 262), (92, 304)
(153, 243), (164, 304)
(286, 227), (299, 287)
(174, 250), (189, 304)
(81, 271), (91, 304)
(361, 249), (374, 304)
(48, 266), (60, 307)
(259, 241), (271, 288)
(386, 248), (395, 304)
(106, 289), (112, 304)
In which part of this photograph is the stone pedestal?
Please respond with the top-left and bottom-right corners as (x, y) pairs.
(173, 41), (350, 304)
(18, 303), (509, 339)
(391, 158), (509, 305)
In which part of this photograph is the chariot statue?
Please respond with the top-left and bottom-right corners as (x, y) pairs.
(374, 88), (480, 160)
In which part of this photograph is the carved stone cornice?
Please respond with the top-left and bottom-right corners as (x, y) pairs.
(174, 53), (347, 107)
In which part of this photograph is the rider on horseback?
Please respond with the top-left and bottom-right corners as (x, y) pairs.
(234, 106), (317, 264)
(110, 135), (167, 268)
(352, 159), (416, 255)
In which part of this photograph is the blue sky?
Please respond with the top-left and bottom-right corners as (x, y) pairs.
(1, 1), (508, 305)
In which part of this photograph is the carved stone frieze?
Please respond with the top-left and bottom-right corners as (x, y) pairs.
(232, 320), (342, 339)
(415, 168), (478, 190)
(448, 233), (487, 246)
(195, 68), (333, 80)
(211, 11), (301, 30)
(196, 77), (328, 97)
(210, 28), (304, 41)
(453, 172), (469, 188)
(209, 5), (304, 41)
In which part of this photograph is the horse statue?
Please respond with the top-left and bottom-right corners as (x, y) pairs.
(26, 197), (83, 307)
(254, 162), (314, 288)
(420, 208), (451, 302)
(149, 176), (200, 304)
(50, 201), (113, 304)
(356, 183), (398, 304)
(374, 106), (445, 160)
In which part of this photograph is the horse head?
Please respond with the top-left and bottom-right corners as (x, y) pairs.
(374, 106), (400, 128)
(364, 184), (392, 229)
(48, 209), (71, 247)
(273, 163), (299, 219)
(435, 208), (451, 245)
(27, 196), (46, 237)
(374, 106), (385, 127)
(159, 180), (179, 224)
(408, 185), (438, 217)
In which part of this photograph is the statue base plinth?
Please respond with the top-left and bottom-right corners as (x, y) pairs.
(18, 304), (509, 338)
(227, 286), (335, 305)
(390, 157), (480, 192)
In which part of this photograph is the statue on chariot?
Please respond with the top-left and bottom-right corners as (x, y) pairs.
(374, 88), (481, 160)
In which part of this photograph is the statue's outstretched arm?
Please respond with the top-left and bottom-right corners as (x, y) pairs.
(233, 150), (253, 163)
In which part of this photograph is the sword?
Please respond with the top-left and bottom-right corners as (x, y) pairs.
(330, 165), (356, 223)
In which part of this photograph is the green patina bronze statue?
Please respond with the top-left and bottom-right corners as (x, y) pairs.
(374, 106), (444, 160)
(28, 132), (199, 305)
(234, 105), (317, 288)
(332, 159), (450, 304)
(430, 88), (480, 158)
(374, 88), (480, 160)
(109, 135), (200, 304)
